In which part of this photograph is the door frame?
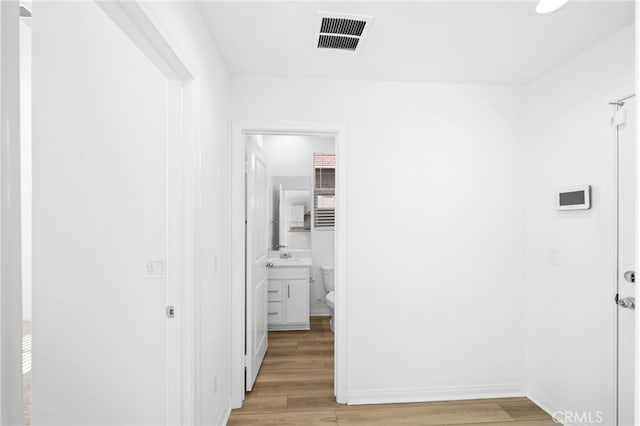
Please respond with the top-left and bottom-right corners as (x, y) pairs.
(88, 2), (199, 424)
(607, 85), (636, 426)
(0, 1), (24, 424)
(230, 120), (349, 407)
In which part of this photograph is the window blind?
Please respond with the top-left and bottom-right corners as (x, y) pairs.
(313, 154), (336, 229)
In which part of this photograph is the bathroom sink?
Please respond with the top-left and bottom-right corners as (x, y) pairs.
(268, 257), (313, 267)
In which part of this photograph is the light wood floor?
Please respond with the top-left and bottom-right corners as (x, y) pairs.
(229, 317), (555, 426)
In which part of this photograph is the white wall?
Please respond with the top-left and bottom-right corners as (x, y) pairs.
(261, 135), (335, 316)
(139, 3), (232, 424)
(33, 3), (169, 423)
(232, 77), (526, 400)
(33, 2), (231, 424)
(262, 134), (334, 176)
(524, 25), (634, 425)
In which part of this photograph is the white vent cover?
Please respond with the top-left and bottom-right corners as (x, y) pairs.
(314, 12), (373, 53)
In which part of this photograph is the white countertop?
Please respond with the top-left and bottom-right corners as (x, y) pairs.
(268, 257), (313, 268)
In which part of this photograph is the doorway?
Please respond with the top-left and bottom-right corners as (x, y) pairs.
(614, 93), (636, 426)
(244, 134), (337, 398)
(231, 121), (348, 408)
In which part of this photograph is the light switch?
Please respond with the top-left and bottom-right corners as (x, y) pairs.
(548, 248), (559, 265)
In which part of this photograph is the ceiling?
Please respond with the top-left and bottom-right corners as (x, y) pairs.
(198, 1), (634, 85)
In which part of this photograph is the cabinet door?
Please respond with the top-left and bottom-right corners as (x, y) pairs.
(286, 279), (309, 324)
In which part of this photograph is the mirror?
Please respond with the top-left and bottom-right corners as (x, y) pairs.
(269, 176), (312, 251)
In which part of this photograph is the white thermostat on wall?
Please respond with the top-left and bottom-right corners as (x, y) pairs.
(557, 185), (591, 211)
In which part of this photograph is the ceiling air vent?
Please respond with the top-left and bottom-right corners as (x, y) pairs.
(314, 12), (373, 53)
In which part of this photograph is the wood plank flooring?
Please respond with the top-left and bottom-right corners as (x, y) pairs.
(228, 317), (554, 426)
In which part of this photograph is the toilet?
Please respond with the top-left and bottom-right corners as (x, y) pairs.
(320, 265), (335, 332)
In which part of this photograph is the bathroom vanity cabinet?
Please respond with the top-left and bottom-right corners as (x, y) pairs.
(267, 266), (310, 331)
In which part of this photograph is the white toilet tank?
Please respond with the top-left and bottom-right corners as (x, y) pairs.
(320, 265), (335, 292)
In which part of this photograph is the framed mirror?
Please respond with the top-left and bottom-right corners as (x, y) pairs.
(269, 176), (312, 251)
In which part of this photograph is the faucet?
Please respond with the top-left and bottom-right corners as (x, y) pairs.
(280, 252), (292, 259)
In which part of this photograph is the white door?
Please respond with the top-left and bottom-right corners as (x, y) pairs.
(32, 2), (177, 424)
(246, 139), (269, 391)
(617, 95), (636, 426)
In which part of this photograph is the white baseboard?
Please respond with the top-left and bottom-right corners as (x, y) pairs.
(346, 383), (525, 405)
(216, 399), (232, 426)
(310, 312), (332, 317)
(526, 386), (563, 422)
(525, 386), (602, 426)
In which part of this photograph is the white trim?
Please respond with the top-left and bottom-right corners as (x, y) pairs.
(184, 78), (200, 426)
(215, 400), (232, 426)
(96, 1), (193, 81)
(334, 124), (348, 403)
(346, 384), (525, 406)
(309, 312), (332, 317)
(166, 80), (184, 426)
(0, 1), (24, 424)
(526, 387), (566, 425)
(526, 386), (605, 426)
(98, 2), (197, 424)
(605, 85), (635, 426)
(636, 10), (640, 425)
(231, 120), (348, 408)
(230, 121), (245, 409)
(636, 14), (640, 424)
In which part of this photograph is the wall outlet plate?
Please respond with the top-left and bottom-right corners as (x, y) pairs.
(145, 258), (166, 278)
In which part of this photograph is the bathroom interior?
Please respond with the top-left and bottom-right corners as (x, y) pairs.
(243, 132), (338, 402)
(249, 133), (337, 329)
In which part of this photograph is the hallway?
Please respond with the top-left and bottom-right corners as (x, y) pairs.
(1, 2), (635, 424)
(229, 317), (555, 425)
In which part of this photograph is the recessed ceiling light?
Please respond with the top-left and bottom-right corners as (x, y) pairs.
(536, 0), (569, 14)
